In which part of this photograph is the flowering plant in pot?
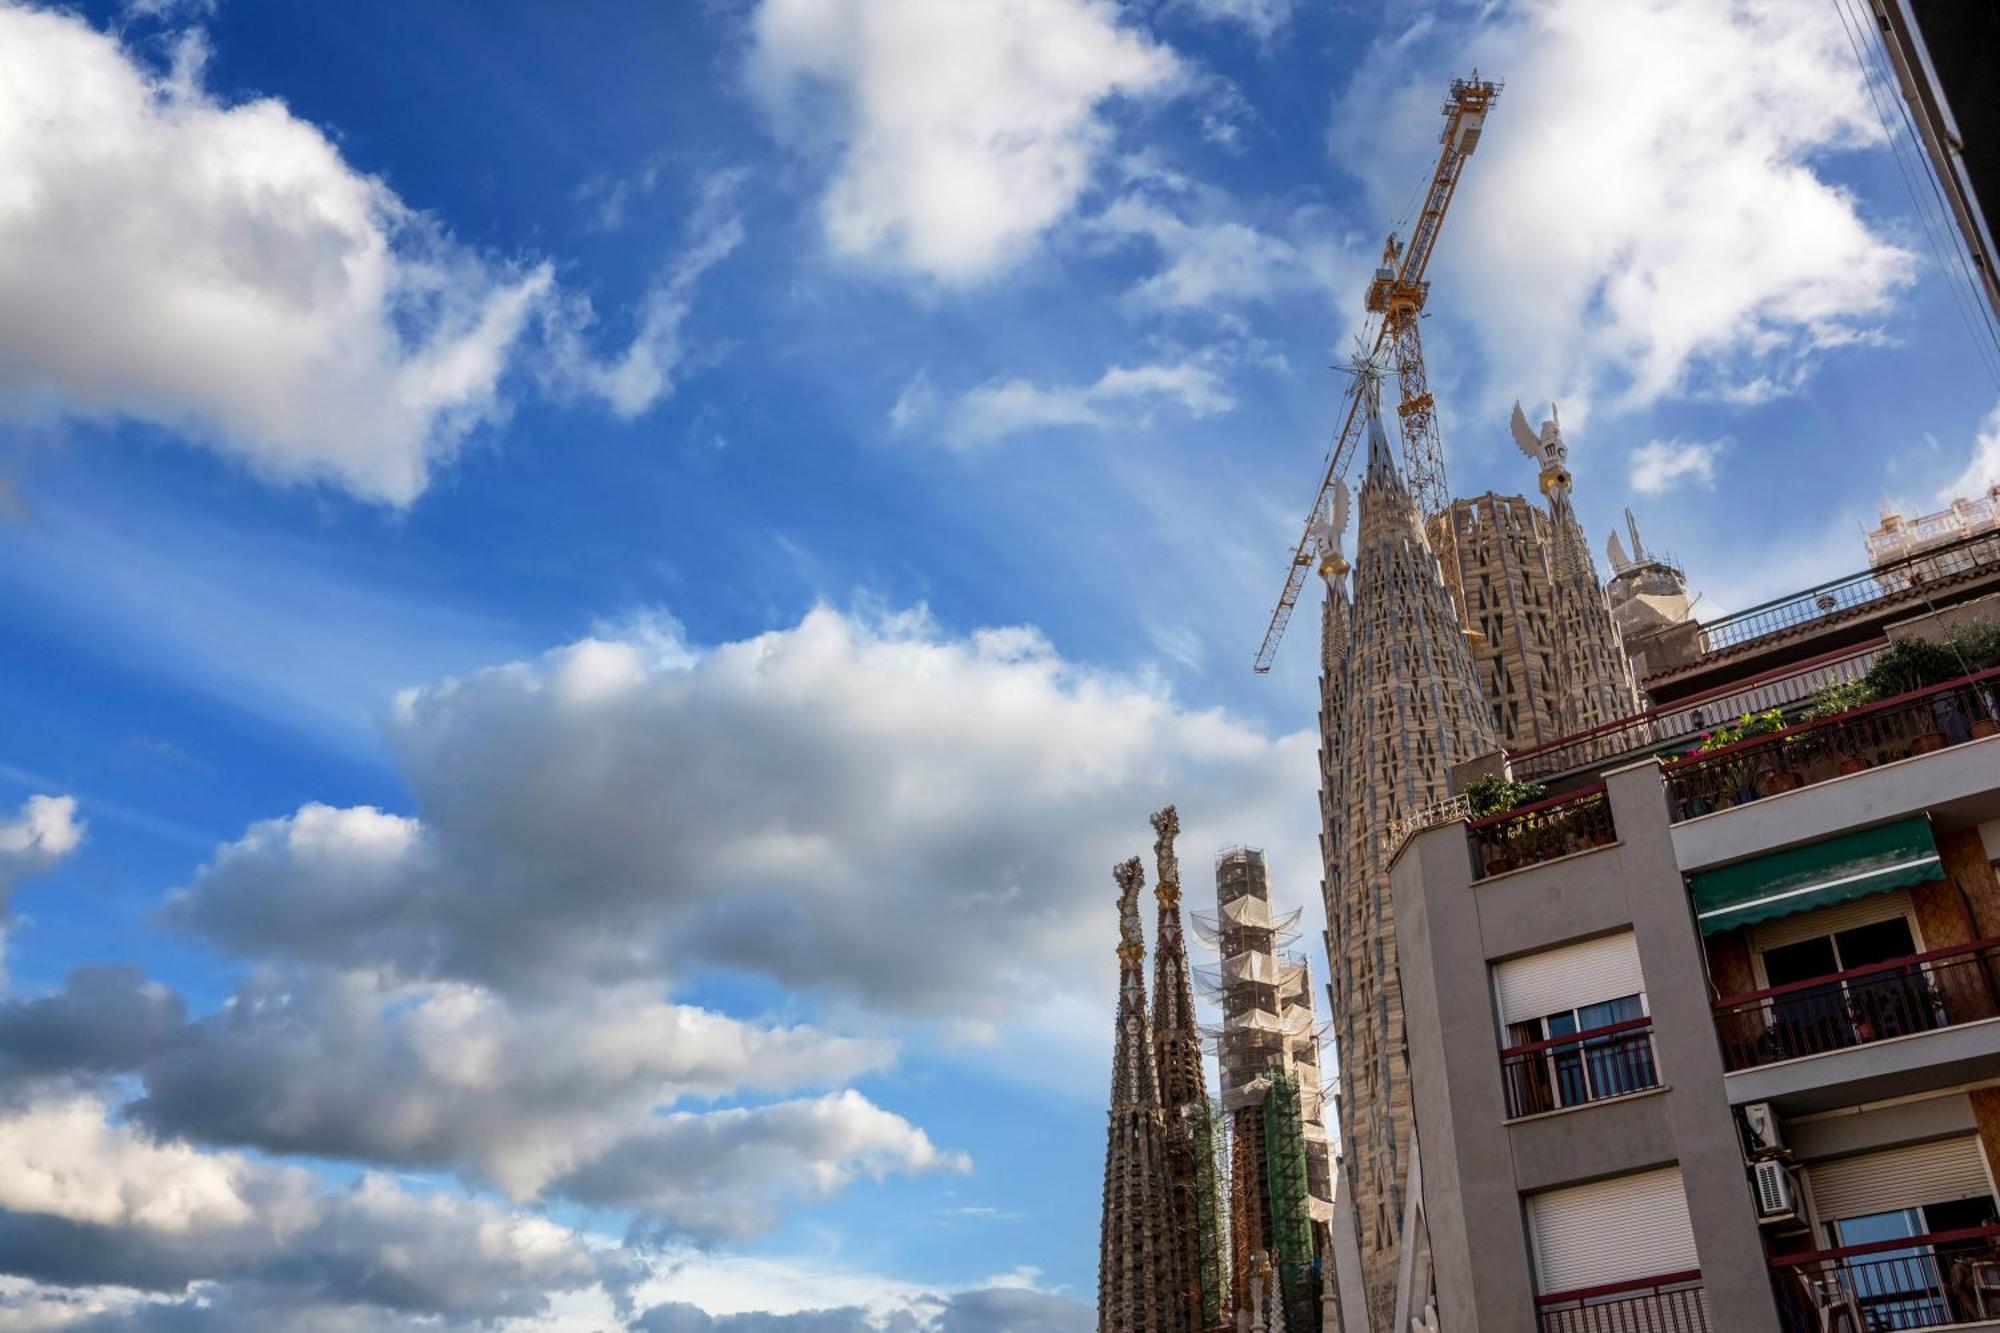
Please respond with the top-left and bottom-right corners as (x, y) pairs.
(1801, 678), (1878, 773)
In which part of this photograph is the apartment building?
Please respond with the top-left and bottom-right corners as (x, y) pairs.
(1385, 524), (2000, 1332)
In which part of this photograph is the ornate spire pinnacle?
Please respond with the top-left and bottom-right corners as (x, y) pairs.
(1101, 854), (1182, 1333)
(1150, 807), (1218, 1333)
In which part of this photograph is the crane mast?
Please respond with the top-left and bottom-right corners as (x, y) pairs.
(1252, 74), (1499, 674)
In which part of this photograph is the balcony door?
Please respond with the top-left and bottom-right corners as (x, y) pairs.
(1755, 897), (1936, 1056)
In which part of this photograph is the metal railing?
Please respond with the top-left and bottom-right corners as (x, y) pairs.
(1385, 793), (1471, 855)
(1538, 1270), (1708, 1333)
(1661, 667), (2000, 823)
(1501, 1017), (1659, 1118)
(1771, 1225), (2000, 1331)
(1468, 784), (1614, 880)
(1510, 642), (1883, 783)
(1711, 937), (2000, 1072)
(1698, 526), (2000, 656)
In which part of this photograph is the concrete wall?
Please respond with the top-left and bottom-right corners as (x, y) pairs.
(1392, 763), (1779, 1333)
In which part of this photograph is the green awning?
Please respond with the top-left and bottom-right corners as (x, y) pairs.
(1691, 817), (1943, 936)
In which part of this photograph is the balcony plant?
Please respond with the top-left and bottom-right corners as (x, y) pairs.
(1464, 775), (1548, 818)
(1865, 632), (1989, 751)
(1801, 678), (1878, 773)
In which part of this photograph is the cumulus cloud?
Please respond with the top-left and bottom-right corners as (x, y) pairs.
(1940, 401), (2000, 503)
(633, 1286), (1092, 1333)
(747, 0), (1180, 284)
(1333, 0), (1916, 412)
(0, 4), (552, 505)
(0, 1095), (613, 1320)
(1629, 438), (1726, 496)
(167, 606), (1316, 1016)
(556, 1091), (967, 1243)
(0, 795), (82, 903)
(0, 965), (930, 1241)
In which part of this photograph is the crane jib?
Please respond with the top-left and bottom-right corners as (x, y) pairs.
(1252, 74), (1500, 674)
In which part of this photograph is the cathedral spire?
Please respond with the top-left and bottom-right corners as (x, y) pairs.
(1322, 379), (1495, 1330)
(1101, 856), (1181, 1333)
(1151, 807), (1218, 1333)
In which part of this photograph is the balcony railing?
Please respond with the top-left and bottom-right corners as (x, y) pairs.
(1771, 1225), (2000, 1331)
(1662, 667), (2000, 823)
(1468, 784), (1615, 880)
(1697, 525), (2000, 657)
(1538, 1270), (1708, 1333)
(1510, 642), (1881, 783)
(1501, 1017), (1659, 1118)
(1712, 937), (2000, 1072)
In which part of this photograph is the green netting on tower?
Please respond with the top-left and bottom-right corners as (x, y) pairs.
(1193, 1100), (1225, 1328)
(1262, 1073), (1319, 1333)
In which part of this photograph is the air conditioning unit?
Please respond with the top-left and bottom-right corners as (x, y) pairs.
(1753, 1158), (1799, 1222)
(1743, 1102), (1785, 1158)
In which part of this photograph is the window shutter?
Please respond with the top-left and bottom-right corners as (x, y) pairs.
(1808, 1137), (1994, 1223)
(1494, 932), (1645, 1028)
(1752, 888), (1913, 954)
(1527, 1165), (1698, 1295)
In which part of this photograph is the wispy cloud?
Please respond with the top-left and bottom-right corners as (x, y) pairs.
(925, 357), (1236, 448)
(1629, 438), (1726, 495)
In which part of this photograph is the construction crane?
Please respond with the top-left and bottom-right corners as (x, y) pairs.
(1252, 74), (1500, 674)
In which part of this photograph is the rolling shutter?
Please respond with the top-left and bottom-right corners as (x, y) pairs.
(1527, 1166), (1698, 1295)
(1752, 888), (1913, 953)
(1495, 932), (1644, 1027)
(1808, 1137), (1994, 1223)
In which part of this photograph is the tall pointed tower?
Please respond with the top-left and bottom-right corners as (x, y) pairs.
(1149, 806), (1223, 1333)
(1323, 364), (1495, 1329)
(1101, 856), (1182, 1333)
(1509, 402), (1638, 733)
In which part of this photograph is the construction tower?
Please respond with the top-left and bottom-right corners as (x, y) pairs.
(1320, 362), (1494, 1329)
(1099, 856), (1184, 1333)
(1509, 403), (1638, 732)
(1199, 847), (1330, 1328)
(1149, 807), (1227, 1332)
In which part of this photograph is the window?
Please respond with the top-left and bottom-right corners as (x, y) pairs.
(1757, 906), (1943, 1056)
(1494, 933), (1657, 1118)
(1509, 993), (1655, 1110)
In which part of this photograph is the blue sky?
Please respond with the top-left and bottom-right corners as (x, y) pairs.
(1, 0), (1998, 1328)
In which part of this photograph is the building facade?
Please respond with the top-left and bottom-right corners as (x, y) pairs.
(1383, 546), (2000, 1331)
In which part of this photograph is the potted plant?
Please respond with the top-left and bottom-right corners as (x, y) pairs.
(1800, 678), (1877, 772)
(1864, 637), (1962, 753)
(1948, 622), (2000, 737)
(1464, 775), (1548, 818)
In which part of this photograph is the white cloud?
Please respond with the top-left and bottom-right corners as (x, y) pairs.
(0, 796), (82, 900)
(0, 1095), (613, 1321)
(1090, 196), (1324, 310)
(942, 358), (1237, 447)
(545, 172), (747, 419)
(1940, 401), (2000, 503)
(1333, 0), (1916, 413)
(1629, 438), (1726, 496)
(747, 0), (1180, 284)
(1182, 0), (1295, 42)
(0, 4), (551, 505)
(168, 605), (1318, 1019)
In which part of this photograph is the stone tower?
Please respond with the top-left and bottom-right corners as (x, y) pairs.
(1510, 402), (1637, 732)
(1439, 493), (1564, 751)
(1100, 856), (1184, 1333)
(1321, 365), (1495, 1329)
(1149, 807), (1223, 1333)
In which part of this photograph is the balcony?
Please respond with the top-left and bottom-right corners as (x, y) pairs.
(1468, 784), (1616, 880)
(1501, 1017), (1660, 1118)
(1537, 1271), (1708, 1333)
(1713, 938), (2000, 1072)
(1771, 1226), (2000, 1331)
(1662, 668), (2000, 824)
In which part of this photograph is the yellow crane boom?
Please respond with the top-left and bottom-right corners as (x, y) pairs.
(1252, 74), (1499, 674)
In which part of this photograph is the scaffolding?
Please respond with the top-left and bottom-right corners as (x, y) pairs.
(1263, 1072), (1319, 1333)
